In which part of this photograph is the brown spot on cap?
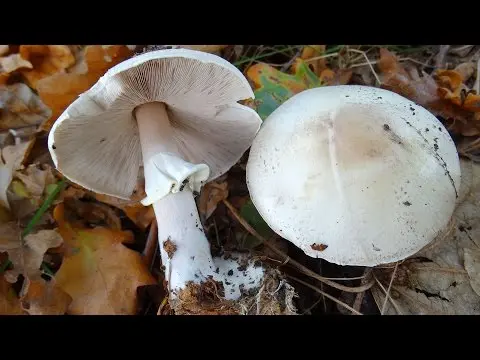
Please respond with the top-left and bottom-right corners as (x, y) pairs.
(311, 243), (328, 251)
(163, 237), (177, 259)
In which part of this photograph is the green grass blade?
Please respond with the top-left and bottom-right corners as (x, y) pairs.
(22, 178), (66, 238)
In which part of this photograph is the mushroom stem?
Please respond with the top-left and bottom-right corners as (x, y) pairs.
(135, 102), (215, 294)
(134, 102), (179, 160)
(152, 189), (215, 291)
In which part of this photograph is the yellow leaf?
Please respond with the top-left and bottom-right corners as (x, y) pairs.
(0, 46), (9, 56)
(0, 277), (25, 315)
(37, 45), (134, 132)
(19, 45), (75, 89)
(53, 203), (156, 314)
(19, 278), (72, 315)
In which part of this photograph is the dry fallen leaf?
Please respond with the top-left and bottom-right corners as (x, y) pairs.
(19, 278), (72, 315)
(0, 141), (31, 209)
(0, 83), (52, 130)
(7, 163), (56, 220)
(178, 45), (227, 54)
(300, 45), (328, 76)
(245, 58), (324, 119)
(0, 276), (24, 314)
(0, 54), (33, 85)
(19, 45), (75, 89)
(198, 180), (229, 221)
(0, 227), (63, 282)
(0, 46), (9, 57)
(121, 205), (155, 231)
(62, 197), (122, 230)
(53, 203), (156, 314)
(377, 48), (480, 136)
(36, 45), (134, 132)
(61, 183), (154, 231)
(319, 68), (353, 86)
(372, 159), (480, 315)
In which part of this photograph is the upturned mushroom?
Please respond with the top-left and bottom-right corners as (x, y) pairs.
(246, 85), (461, 267)
(47, 49), (264, 307)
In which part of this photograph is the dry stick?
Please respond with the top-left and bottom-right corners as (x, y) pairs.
(373, 274), (403, 314)
(474, 59), (480, 94)
(142, 219), (158, 271)
(347, 49), (381, 85)
(286, 274), (362, 315)
(352, 268), (372, 313)
(280, 47), (303, 72)
(399, 57), (435, 68)
(381, 261), (399, 315)
(303, 52), (339, 63)
(223, 199), (375, 293)
(435, 45), (451, 69)
(302, 296), (324, 315)
(451, 45), (475, 56)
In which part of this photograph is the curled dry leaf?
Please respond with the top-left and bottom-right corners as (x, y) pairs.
(377, 48), (480, 136)
(372, 159), (480, 315)
(0, 276), (24, 314)
(53, 203), (156, 315)
(300, 45), (328, 77)
(7, 163), (56, 220)
(0, 54), (33, 85)
(0, 141), (31, 210)
(62, 183), (154, 231)
(19, 45), (75, 89)
(19, 278), (72, 315)
(0, 83), (52, 130)
(62, 197), (122, 230)
(245, 58), (323, 119)
(198, 180), (229, 221)
(0, 46), (9, 56)
(319, 68), (353, 86)
(0, 227), (63, 282)
(36, 45), (135, 132)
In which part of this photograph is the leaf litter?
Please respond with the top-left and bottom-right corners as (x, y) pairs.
(1, 44), (480, 315)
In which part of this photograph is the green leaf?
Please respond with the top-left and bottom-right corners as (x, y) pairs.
(245, 58), (324, 120)
(239, 199), (273, 249)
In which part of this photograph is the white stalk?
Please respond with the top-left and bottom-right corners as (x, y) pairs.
(135, 102), (216, 295)
(135, 102), (265, 304)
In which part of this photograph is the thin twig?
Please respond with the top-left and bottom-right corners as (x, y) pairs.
(287, 274), (363, 315)
(435, 45), (451, 69)
(399, 57), (435, 68)
(353, 268), (372, 312)
(222, 199), (375, 293)
(303, 53), (339, 63)
(347, 48), (381, 85)
(373, 274), (403, 314)
(381, 262), (399, 314)
(281, 47), (303, 72)
(474, 59), (480, 94)
(301, 296), (324, 315)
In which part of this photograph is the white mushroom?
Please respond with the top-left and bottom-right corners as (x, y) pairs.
(47, 49), (263, 304)
(246, 85), (461, 267)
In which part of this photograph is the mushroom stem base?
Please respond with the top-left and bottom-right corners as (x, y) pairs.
(152, 188), (216, 294)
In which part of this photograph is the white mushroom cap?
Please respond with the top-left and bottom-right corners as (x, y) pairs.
(47, 49), (261, 201)
(246, 85), (461, 267)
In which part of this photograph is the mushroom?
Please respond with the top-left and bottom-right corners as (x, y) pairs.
(246, 85), (461, 267)
(47, 49), (263, 306)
